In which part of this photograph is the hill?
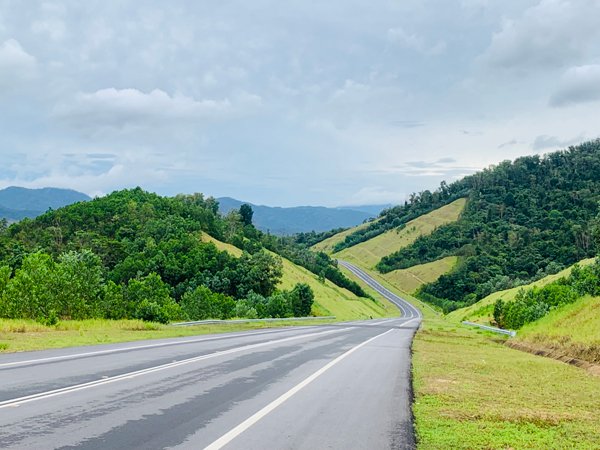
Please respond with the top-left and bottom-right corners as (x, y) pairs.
(217, 197), (378, 235)
(200, 232), (396, 320)
(336, 140), (600, 311)
(0, 188), (382, 324)
(0, 187), (90, 221)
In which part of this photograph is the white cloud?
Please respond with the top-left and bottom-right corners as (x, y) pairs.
(482, 0), (600, 71)
(532, 134), (585, 150)
(54, 88), (261, 130)
(0, 39), (36, 72)
(387, 27), (446, 55)
(549, 65), (600, 107)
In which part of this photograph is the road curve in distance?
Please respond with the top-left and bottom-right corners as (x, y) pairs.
(337, 260), (422, 320)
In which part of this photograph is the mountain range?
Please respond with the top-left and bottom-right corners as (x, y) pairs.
(0, 187), (91, 222)
(217, 197), (390, 235)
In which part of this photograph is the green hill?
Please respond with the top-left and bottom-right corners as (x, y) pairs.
(353, 140), (600, 312)
(201, 232), (396, 320)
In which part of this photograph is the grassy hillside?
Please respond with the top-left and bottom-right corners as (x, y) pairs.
(382, 256), (459, 295)
(311, 219), (375, 254)
(200, 233), (397, 320)
(333, 198), (466, 269)
(515, 295), (600, 365)
(447, 258), (596, 324)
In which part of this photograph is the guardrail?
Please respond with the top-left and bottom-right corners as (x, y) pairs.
(171, 316), (337, 327)
(462, 321), (516, 337)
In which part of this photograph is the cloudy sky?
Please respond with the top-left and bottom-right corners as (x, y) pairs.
(1, 0), (599, 206)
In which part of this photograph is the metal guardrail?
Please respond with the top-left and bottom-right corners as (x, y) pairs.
(171, 316), (337, 327)
(462, 321), (516, 337)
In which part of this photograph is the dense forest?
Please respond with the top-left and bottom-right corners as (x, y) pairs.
(339, 140), (600, 312)
(0, 188), (363, 323)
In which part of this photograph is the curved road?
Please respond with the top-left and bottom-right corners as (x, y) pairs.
(0, 268), (421, 449)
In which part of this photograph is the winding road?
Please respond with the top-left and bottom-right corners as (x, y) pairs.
(0, 265), (421, 449)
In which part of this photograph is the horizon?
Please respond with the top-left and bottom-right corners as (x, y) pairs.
(1, 1), (599, 207)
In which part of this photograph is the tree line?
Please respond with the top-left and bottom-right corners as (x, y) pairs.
(0, 189), (323, 323)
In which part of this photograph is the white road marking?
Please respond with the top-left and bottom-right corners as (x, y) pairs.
(0, 327), (351, 409)
(203, 324), (411, 450)
(0, 327), (315, 369)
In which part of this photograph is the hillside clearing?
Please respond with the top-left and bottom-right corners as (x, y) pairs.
(333, 198), (466, 269)
(311, 219), (375, 254)
(382, 256), (458, 294)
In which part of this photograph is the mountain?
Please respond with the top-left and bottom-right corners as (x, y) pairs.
(329, 139), (600, 311)
(217, 197), (376, 235)
(0, 187), (91, 221)
(336, 204), (392, 216)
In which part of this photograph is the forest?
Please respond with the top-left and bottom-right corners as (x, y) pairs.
(0, 188), (360, 323)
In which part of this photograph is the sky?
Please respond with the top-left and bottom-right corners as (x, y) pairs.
(1, 0), (599, 207)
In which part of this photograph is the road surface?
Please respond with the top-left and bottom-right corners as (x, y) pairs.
(0, 269), (421, 449)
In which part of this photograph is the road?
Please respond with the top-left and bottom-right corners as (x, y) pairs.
(0, 269), (421, 449)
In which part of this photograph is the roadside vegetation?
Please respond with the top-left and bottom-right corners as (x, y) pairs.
(413, 316), (600, 449)
(0, 317), (339, 353)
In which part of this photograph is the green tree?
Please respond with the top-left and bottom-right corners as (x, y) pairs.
(239, 204), (254, 226)
(289, 283), (314, 317)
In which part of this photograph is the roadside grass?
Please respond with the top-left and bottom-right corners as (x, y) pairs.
(446, 257), (596, 325)
(515, 295), (600, 364)
(201, 232), (397, 321)
(333, 198), (466, 268)
(0, 317), (342, 354)
(413, 316), (600, 449)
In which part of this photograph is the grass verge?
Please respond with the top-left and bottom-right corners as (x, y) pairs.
(0, 317), (345, 354)
(413, 316), (600, 449)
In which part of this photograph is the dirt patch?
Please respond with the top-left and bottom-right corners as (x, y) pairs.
(506, 340), (600, 377)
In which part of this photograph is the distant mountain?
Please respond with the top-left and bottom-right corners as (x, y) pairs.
(0, 187), (91, 222)
(217, 197), (377, 235)
(337, 204), (392, 216)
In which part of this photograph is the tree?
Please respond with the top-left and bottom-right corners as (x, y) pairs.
(290, 283), (314, 317)
(239, 204), (254, 226)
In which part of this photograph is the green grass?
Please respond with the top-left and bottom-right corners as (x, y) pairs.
(332, 198), (466, 268)
(382, 256), (459, 294)
(446, 258), (596, 325)
(515, 295), (600, 365)
(311, 219), (377, 254)
(413, 316), (600, 449)
(0, 317), (342, 353)
(200, 232), (397, 320)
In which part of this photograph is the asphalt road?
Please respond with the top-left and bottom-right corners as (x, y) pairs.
(0, 270), (421, 449)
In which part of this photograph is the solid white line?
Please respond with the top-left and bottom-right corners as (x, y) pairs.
(203, 328), (395, 450)
(0, 327), (350, 409)
(0, 327), (314, 369)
